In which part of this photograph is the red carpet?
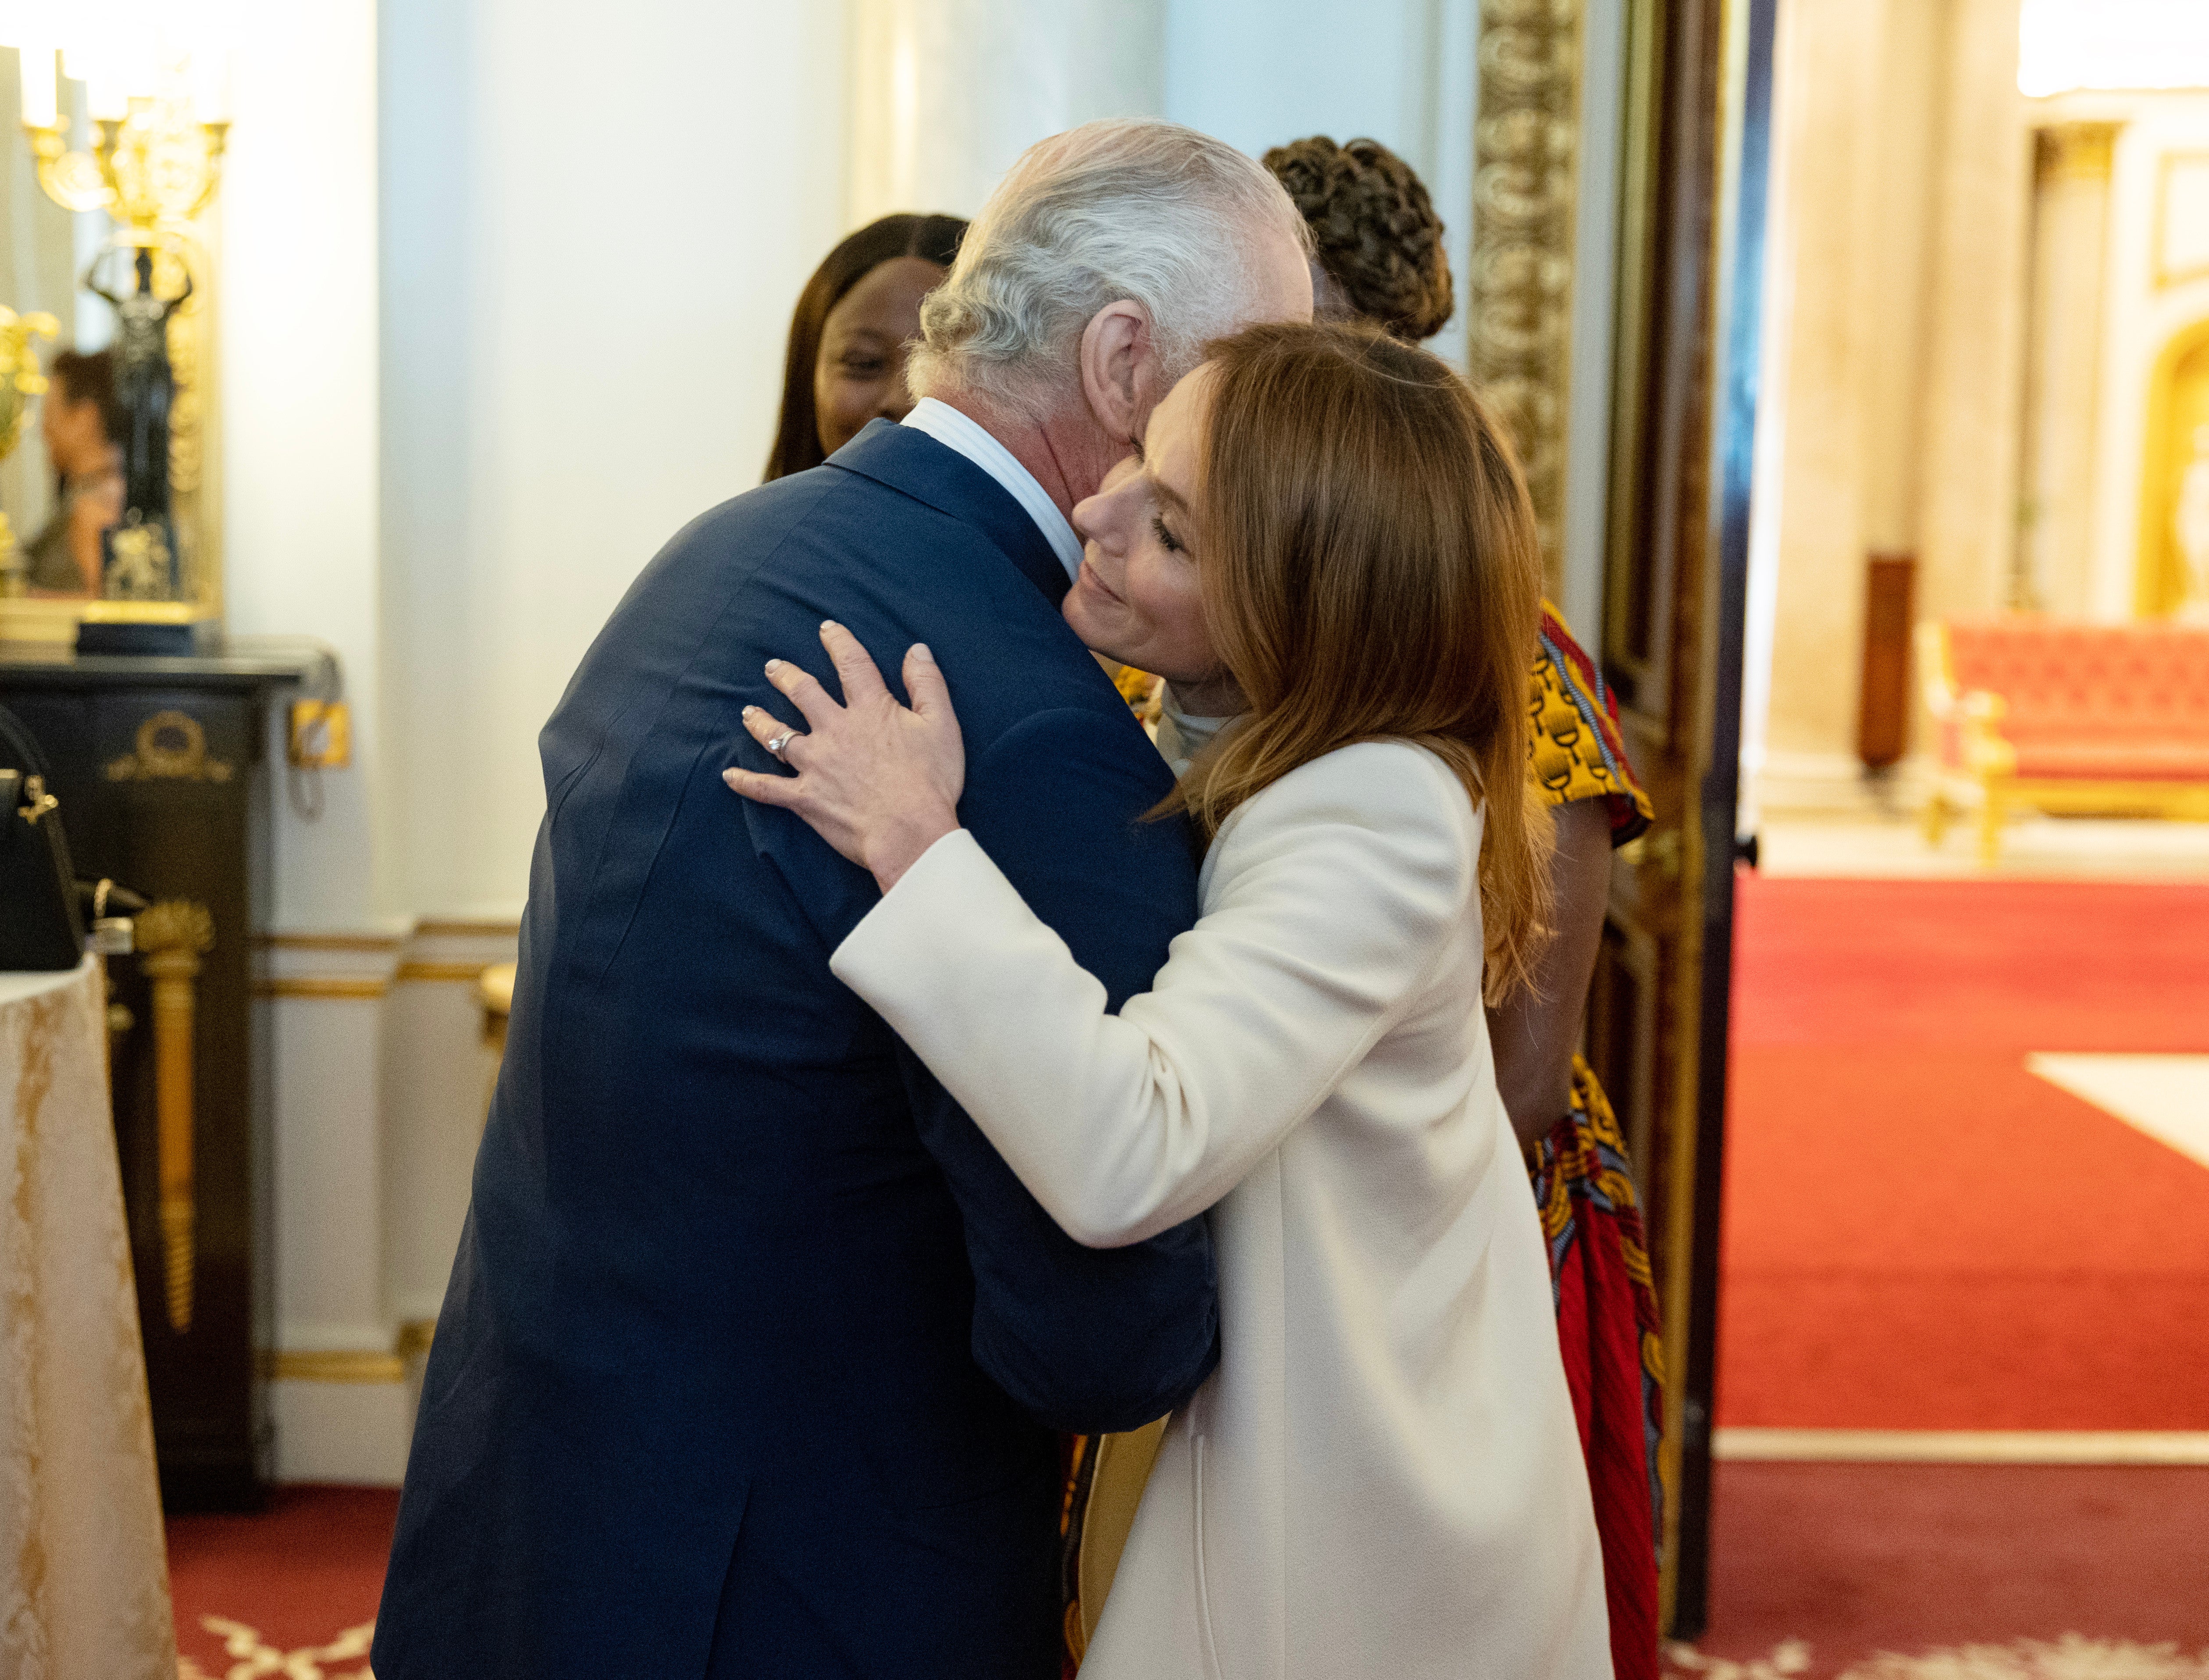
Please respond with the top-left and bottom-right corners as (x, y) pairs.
(1720, 878), (2209, 1430)
(168, 1486), (396, 1679)
(1682, 1462), (2209, 1676)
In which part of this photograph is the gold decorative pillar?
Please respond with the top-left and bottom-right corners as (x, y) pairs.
(2015, 121), (2119, 614)
(135, 899), (215, 1333)
(1469, 0), (1586, 593)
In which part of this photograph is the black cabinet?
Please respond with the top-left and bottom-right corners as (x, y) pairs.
(1, 646), (319, 1510)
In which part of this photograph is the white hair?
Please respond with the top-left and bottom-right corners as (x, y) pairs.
(907, 118), (1311, 411)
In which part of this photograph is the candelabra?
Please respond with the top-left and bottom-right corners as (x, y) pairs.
(26, 97), (228, 233)
(18, 39), (229, 235)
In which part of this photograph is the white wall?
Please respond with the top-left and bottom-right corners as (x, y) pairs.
(378, 0), (849, 921)
(1164, 0), (1479, 373)
(221, 0), (386, 930)
(848, 0), (1165, 224)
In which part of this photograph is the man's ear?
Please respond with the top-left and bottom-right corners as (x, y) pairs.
(1079, 300), (1161, 445)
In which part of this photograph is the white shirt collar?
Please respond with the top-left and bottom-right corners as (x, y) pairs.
(900, 398), (1085, 582)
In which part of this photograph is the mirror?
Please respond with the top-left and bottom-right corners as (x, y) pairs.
(0, 43), (227, 654)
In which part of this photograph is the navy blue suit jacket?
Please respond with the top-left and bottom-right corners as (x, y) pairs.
(373, 422), (1218, 1679)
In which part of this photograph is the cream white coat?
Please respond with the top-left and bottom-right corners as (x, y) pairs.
(831, 740), (1610, 1679)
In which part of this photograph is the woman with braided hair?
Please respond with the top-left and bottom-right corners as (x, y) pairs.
(1263, 131), (1665, 1680)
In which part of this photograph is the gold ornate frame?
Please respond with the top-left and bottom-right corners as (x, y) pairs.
(1469, 0), (1588, 597)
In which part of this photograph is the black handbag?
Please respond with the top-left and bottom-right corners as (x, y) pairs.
(0, 701), (87, 971)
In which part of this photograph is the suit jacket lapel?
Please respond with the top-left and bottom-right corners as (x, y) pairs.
(825, 419), (1072, 610)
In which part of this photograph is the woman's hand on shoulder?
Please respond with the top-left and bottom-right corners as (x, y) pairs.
(723, 621), (966, 892)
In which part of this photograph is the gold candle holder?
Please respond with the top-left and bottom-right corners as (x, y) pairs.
(26, 97), (228, 230)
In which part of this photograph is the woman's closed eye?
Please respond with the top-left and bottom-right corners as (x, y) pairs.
(1151, 513), (1184, 555)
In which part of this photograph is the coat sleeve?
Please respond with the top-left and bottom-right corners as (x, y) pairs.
(835, 742), (1482, 1250)
(890, 704), (1223, 1434)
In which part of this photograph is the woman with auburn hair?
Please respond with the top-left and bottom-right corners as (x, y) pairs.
(726, 322), (1610, 1678)
(1268, 133), (1663, 1680)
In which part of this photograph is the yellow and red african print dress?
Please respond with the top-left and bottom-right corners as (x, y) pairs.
(1528, 603), (1663, 1680)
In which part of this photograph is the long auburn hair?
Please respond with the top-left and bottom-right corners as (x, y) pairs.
(763, 212), (968, 482)
(1165, 322), (1553, 1003)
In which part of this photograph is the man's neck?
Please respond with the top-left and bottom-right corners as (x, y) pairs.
(928, 387), (1117, 521)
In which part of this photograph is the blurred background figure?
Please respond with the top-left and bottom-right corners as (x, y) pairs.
(25, 348), (122, 598)
(763, 212), (968, 482)
(1265, 132), (1663, 1680)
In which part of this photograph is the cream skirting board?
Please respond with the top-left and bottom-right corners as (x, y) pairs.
(0, 959), (178, 1680)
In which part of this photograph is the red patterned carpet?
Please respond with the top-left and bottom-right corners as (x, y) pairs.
(167, 1472), (2209, 1679)
(1720, 877), (2209, 1430)
(168, 1485), (395, 1680)
(1682, 1462), (2209, 1677)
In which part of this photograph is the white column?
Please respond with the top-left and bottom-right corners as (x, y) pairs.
(2016, 122), (2119, 615)
(848, 0), (1165, 224)
(1916, 0), (2032, 631)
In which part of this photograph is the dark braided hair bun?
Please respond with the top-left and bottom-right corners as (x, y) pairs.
(1262, 136), (1454, 344)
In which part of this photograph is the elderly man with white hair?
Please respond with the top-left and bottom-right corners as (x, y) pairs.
(372, 120), (1312, 1680)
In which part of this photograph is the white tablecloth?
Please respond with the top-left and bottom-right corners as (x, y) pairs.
(0, 957), (177, 1680)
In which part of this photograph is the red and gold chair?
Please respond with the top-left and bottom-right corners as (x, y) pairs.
(1919, 619), (2209, 865)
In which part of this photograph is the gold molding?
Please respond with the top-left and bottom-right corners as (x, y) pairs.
(251, 977), (388, 1000)
(106, 710), (234, 784)
(2154, 149), (2209, 291)
(395, 961), (494, 984)
(412, 917), (522, 939)
(262, 1349), (406, 1385)
(2034, 120), (2119, 186)
(395, 1319), (436, 1360)
(252, 932), (403, 952)
(263, 1321), (435, 1385)
(137, 899), (216, 1334)
(1470, 0), (1587, 594)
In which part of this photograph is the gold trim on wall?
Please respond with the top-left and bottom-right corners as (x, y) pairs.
(394, 961), (495, 984)
(261, 1349), (407, 1384)
(412, 918), (522, 939)
(251, 977), (389, 1000)
(2156, 149), (2209, 291)
(2135, 314), (2209, 616)
(2035, 121), (2119, 187)
(1470, 0), (1588, 596)
(252, 932), (404, 953)
(263, 1321), (436, 1385)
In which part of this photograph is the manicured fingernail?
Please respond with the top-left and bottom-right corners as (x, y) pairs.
(912, 643), (933, 662)
(822, 619), (838, 631)
(765, 660), (781, 673)
(742, 705), (757, 717)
